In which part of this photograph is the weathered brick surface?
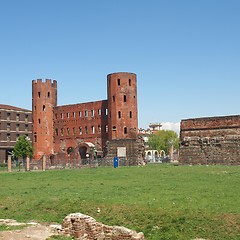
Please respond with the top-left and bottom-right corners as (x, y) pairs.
(179, 115), (240, 165)
(107, 73), (138, 141)
(62, 213), (145, 240)
(32, 79), (57, 160)
(104, 138), (145, 166)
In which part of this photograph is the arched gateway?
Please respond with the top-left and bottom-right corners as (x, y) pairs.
(78, 142), (95, 160)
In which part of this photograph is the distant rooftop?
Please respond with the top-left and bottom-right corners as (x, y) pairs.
(0, 104), (31, 112)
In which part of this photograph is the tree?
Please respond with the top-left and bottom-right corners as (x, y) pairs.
(148, 130), (179, 154)
(13, 135), (33, 160)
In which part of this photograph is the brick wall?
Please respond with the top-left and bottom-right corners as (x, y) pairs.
(179, 115), (240, 165)
(104, 138), (145, 166)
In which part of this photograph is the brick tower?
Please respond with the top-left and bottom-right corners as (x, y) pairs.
(107, 72), (138, 140)
(32, 79), (57, 160)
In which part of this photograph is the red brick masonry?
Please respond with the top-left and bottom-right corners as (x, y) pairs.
(179, 115), (240, 165)
(62, 213), (145, 240)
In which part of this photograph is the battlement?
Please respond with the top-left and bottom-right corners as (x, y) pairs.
(32, 79), (57, 86)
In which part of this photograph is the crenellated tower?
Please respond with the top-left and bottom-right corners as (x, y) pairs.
(32, 79), (57, 160)
(107, 72), (138, 140)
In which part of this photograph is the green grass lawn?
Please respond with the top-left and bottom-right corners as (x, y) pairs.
(0, 164), (239, 239)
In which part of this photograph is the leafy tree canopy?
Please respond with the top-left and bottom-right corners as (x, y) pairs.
(13, 135), (33, 159)
(148, 130), (179, 154)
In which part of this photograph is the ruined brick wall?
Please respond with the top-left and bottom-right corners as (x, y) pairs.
(104, 138), (145, 166)
(107, 72), (138, 141)
(32, 79), (57, 160)
(179, 115), (240, 165)
(62, 213), (145, 240)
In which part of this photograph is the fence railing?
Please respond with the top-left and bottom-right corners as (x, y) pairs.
(0, 156), (146, 173)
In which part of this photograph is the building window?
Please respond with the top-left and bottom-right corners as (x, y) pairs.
(7, 113), (10, 121)
(61, 113), (64, 119)
(7, 123), (10, 131)
(16, 124), (20, 131)
(48, 92), (50, 98)
(79, 111), (82, 117)
(7, 133), (11, 141)
(25, 124), (28, 131)
(38, 92), (41, 98)
(105, 108), (108, 116)
(55, 114), (58, 119)
(124, 95), (127, 102)
(98, 125), (101, 133)
(91, 110), (94, 117)
(67, 113), (70, 118)
(129, 79), (131, 86)
(79, 127), (82, 135)
(25, 114), (28, 121)
(124, 127), (127, 134)
(85, 110), (88, 117)
(85, 126), (88, 134)
(43, 105), (46, 111)
(118, 78), (120, 85)
(91, 126), (95, 134)
(67, 128), (70, 135)
(130, 111), (132, 118)
(112, 96), (115, 102)
(105, 125), (108, 133)
(98, 109), (101, 115)
(73, 112), (76, 118)
(38, 119), (41, 124)
(61, 128), (64, 136)
(56, 129), (58, 136)
(113, 126), (116, 131)
(16, 114), (19, 121)
(73, 127), (76, 135)
(34, 132), (37, 142)
(118, 111), (121, 118)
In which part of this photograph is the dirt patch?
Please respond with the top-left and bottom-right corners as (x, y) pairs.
(0, 220), (60, 240)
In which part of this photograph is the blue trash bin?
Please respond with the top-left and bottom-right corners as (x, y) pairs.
(114, 157), (119, 168)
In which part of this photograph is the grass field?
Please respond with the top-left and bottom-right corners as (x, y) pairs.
(0, 164), (239, 239)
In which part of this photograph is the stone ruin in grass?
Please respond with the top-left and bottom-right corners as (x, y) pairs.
(61, 212), (145, 240)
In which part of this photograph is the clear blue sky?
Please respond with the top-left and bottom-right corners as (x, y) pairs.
(1, 0), (240, 129)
